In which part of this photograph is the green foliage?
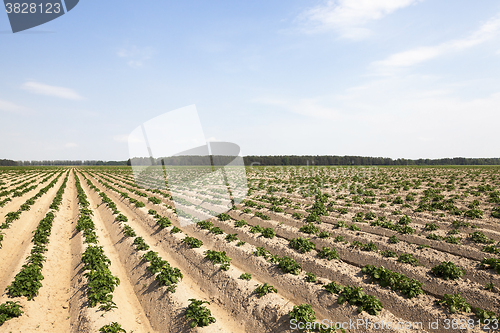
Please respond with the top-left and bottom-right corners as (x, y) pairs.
(398, 215), (411, 225)
(398, 253), (419, 266)
(305, 272), (317, 283)
(362, 265), (424, 299)
(0, 301), (23, 325)
(437, 294), (471, 314)
(115, 214), (128, 222)
(234, 220), (247, 227)
(278, 256), (302, 275)
(480, 257), (500, 274)
(482, 245), (500, 255)
(470, 231), (494, 244)
(185, 299), (216, 328)
(170, 226), (182, 233)
(424, 223), (439, 231)
(197, 220), (214, 230)
(236, 241), (246, 247)
(388, 235), (400, 244)
(361, 241), (377, 252)
(239, 273), (252, 280)
(157, 216), (171, 228)
(318, 231), (331, 238)
(317, 247), (340, 260)
(249, 225), (264, 234)
(254, 283), (277, 297)
(182, 236), (203, 248)
(99, 322), (127, 333)
(122, 225), (136, 237)
(444, 236), (461, 245)
(210, 227), (224, 235)
(299, 223), (319, 235)
(204, 250), (231, 270)
(426, 233), (443, 241)
(380, 250), (398, 258)
(218, 213), (231, 221)
(288, 304), (316, 332)
(289, 237), (316, 253)
(225, 233), (238, 242)
(261, 227), (276, 239)
(334, 235), (346, 243)
(348, 224), (361, 231)
(292, 212), (303, 219)
(475, 308), (498, 324)
(6, 264), (43, 300)
(431, 262), (465, 280)
(255, 211), (270, 220)
(133, 237), (150, 251)
(156, 265), (183, 292)
(485, 282), (495, 291)
(323, 281), (344, 294)
(338, 286), (383, 315)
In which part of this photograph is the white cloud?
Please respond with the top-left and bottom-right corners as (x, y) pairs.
(253, 97), (341, 120)
(117, 45), (154, 68)
(64, 142), (78, 148)
(0, 99), (28, 114)
(298, 0), (422, 39)
(22, 81), (84, 100)
(374, 14), (500, 69)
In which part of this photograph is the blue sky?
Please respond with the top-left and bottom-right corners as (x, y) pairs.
(1, 0), (500, 161)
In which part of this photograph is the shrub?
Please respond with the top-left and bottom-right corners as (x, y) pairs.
(261, 227), (276, 239)
(240, 273), (252, 280)
(254, 283), (277, 297)
(234, 220), (247, 227)
(185, 299), (216, 328)
(431, 262), (465, 280)
(470, 231), (494, 244)
(424, 223), (439, 231)
(299, 223), (319, 235)
(323, 281), (344, 294)
(133, 237), (149, 251)
(398, 253), (419, 266)
(278, 257), (302, 275)
(225, 233), (238, 242)
(437, 294), (471, 314)
(182, 236), (203, 248)
(317, 247), (340, 260)
(288, 304), (316, 332)
(305, 272), (316, 283)
(388, 235), (400, 244)
(381, 250), (397, 258)
(289, 238), (316, 253)
(318, 231), (331, 238)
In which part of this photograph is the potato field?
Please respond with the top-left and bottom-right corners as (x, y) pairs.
(1, 165), (500, 332)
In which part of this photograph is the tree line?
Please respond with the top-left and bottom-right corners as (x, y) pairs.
(1, 155), (499, 167)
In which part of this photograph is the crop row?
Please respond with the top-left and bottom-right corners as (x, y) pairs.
(0, 172), (69, 326)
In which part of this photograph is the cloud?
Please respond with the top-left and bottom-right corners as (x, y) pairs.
(22, 81), (84, 100)
(373, 14), (500, 69)
(0, 99), (28, 114)
(253, 97), (341, 120)
(117, 45), (155, 68)
(298, 0), (422, 39)
(64, 142), (78, 148)
(113, 134), (129, 143)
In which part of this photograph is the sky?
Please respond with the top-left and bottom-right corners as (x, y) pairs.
(1, 0), (500, 161)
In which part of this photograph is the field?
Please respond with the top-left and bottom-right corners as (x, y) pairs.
(1, 165), (500, 332)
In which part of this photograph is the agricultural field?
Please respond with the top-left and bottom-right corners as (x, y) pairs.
(1, 165), (500, 332)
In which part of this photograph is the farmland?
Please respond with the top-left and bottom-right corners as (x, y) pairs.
(1, 165), (500, 332)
